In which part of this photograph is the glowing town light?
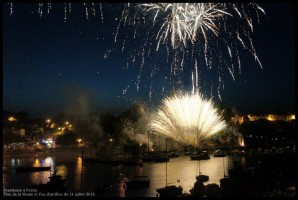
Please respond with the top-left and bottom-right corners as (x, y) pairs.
(8, 116), (17, 122)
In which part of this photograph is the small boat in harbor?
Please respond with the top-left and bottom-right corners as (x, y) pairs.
(190, 151), (210, 160)
(168, 151), (179, 158)
(141, 153), (169, 162)
(213, 149), (226, 157)
(125, 175), (150, 189)
(153, 155), (169, 162)
(16, 166), (51, 172)
(83, 157), (142, 166)
(195, 174), (209, 182)
(156, 185), (183, 197)
(141, 154), (154, 162)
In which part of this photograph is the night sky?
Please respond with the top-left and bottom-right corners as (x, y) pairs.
(3, 3), (295, 118)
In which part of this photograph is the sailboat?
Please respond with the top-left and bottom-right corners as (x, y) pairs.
(156, 137), (183, 197)
(153, 134), (169, 162)
(194, 137), (209, 183)
(141, 130), (154, 162)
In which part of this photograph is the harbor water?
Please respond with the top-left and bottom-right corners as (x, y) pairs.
(3, 148), (244, 197)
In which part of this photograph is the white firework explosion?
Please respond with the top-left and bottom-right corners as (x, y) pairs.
(149, 91), (227, 146)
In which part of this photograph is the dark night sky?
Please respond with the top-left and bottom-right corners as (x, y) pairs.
(3, 3), (295, 118)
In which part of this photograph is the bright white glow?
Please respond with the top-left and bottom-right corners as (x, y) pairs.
(149, 91), (226, 146)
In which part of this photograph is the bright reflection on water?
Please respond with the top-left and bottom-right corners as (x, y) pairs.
(3, 150), (244, 197)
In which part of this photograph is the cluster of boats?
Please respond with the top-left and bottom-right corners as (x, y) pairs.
(83, 150), (181, 165)
(13, 147), (229, 197)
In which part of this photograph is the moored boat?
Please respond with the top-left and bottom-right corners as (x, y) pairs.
(125, 175), (150, 189)
(16, 166), (51, 172)
(190, 151), (210, 160)
(156, 185), (183, 197)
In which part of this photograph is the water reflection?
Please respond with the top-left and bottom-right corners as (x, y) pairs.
(57, 165), (68, 177)
(74, 156), (82, 192)
(11, 159), (15, 166)
(3, 151), (240, 197)
(30, 171), (51, 185)
(33, 158), (40, 166)
(118, 174), (127, 197)
(44, 157), (53, 166)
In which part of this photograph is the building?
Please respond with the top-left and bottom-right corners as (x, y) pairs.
(238, 113), (295, 125)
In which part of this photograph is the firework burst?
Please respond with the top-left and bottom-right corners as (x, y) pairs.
(114, 3), (265, 102)
(5, 3), (266, 104)
(149, 92), (226, 146)
(139, 3), (232, 50)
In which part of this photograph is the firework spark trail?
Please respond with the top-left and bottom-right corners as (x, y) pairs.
(99, 3), (103, 23)
(64, 3), (67, 22)
(149, 92), (226, 145)
(113, 3), (265, 102)
(149, 65), (157, 102)
(6, 3), (265, 104)
(139, 3), (232, 49)
(195, 59), (199, 92)
(9, 3), (13, 16)
(38, 3), (43, 18)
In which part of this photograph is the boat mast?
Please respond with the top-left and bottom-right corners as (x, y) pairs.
(81, 150), (83, 192)
(223, 156), (225, 177)
(166, 137), (167, 187)
(147, 130), (150, 154)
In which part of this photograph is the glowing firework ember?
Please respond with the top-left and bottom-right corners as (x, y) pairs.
(149, 92), (226, 146)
